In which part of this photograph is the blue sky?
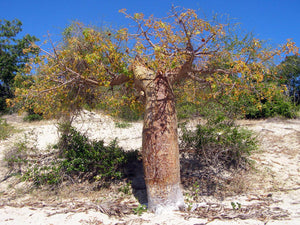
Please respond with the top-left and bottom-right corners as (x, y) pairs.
(1, 0), (299, 50)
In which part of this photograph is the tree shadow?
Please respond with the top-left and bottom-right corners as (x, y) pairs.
(180, 156), (218, 196)
(124, 158), (148, 205)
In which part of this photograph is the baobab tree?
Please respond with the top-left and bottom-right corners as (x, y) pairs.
(12, 7), (298, 213)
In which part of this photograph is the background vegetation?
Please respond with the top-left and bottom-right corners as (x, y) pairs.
(0, 19), (39, 113)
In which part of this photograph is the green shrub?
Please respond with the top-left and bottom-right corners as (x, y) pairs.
(3, 137), (62, 186)
(23, 163), (62, 186)
(0, 118), (14, 140)
(180, 115), (257, 169)
(244, 93), (296, 119)
(133, 204), (147, 215)
(26, 124), (139, 186)
(4, 122), (139, 187)
(176, 102), (199, 120)
(23, 109), (43, 122)
(115, 121), (132, 128)
(175, 84), (297, 120)
(23, 113), (43, 122)
(245, 98), (296, 119)
(118, 104), (143, 121)
(4, 140), (30, 173)
(96, 101), (143, 122)
(59, 126), (129, 181)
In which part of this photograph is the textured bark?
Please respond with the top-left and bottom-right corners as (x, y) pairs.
(132, 63), (184, 213)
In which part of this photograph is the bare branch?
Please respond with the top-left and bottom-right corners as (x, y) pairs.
(173, 9), (193, 54)
(64, 67), (99, 86)
(194, 34), (216, 53)
(39, 48), (55, 59)
(187, 72), (208, 83)
(36, 78), (77, 94)
(110, 73), (130, 86)
(122, 11), (156, 49)
(192, 68), (232, 75)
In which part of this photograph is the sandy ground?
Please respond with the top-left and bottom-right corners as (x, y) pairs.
(0, 110), (299, 225)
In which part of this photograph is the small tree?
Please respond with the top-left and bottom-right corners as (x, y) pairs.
(12, 7), (298, 213)
(0, 19), (38, 112)
(277, 55), (300, 105)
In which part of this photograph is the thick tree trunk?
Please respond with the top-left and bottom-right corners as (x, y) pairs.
(140, 73), (184, 213)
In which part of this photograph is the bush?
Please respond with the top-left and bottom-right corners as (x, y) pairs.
(58, 125), (130, 181)
(23, 163), (62, 186)
(4, 140), (30, 173)
(0, 118), (14, 140)
(23, 113), (43, 122)
(180, 115), (257, 169)
(245, 95), (296, 119)
(23, 109), (43, 122)
(4, 121), (139, 187)
(175, 83), (297, 120)
(115, 121), (132, 128)
(21, 123), (139, 187)
(96, 99), (143, 122)
(176, 102), (199, 120)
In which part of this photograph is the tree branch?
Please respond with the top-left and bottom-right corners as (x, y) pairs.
(123, 11), (156, 49)
(36, 78), (77, 95)
(187, 72), (208, 83)
(192, 68), (232, 75)
(110, 73), (130, 86)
